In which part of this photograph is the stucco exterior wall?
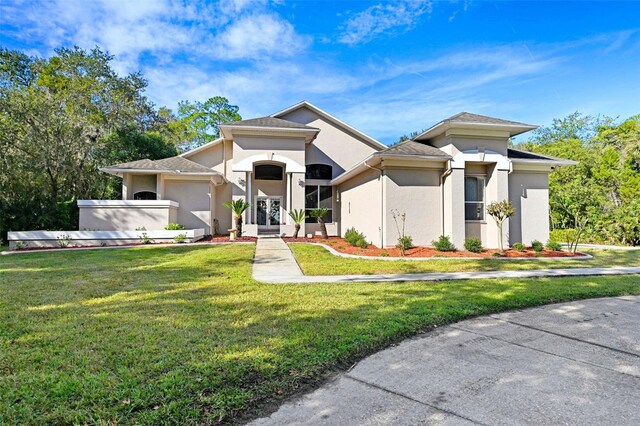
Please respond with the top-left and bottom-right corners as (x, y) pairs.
(383, 168), (442, 247)
(79, 201), (177, 231)
(431, 135), (509, 156)
(338, 168), (383, 247)
(508, 172), (550, 245)
(164, 180), (212, 233)
(129, 174), (157, 197)
(213, 183), (232, 234)
(280, 107), (380, 177)
(187, 141), (225, 173)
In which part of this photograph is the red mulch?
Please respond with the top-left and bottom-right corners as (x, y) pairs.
(283, 236), (582, 258)
(198, 235), (258, 243)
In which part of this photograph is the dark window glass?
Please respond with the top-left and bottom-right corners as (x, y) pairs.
(133, 191), (157, 200)
(255, 164), (283, 181)
(305, 185), (333, 223)
(305, 164), (332, 180)
(464, 177), (485, 220)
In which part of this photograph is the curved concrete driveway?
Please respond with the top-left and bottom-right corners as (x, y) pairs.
(251, 296), (640, 425)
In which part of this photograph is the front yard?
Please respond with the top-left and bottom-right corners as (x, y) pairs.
(290, 243), (640, 275)
(1, 244), (639, 424)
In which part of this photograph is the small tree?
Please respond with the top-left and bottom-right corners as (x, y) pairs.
(223, 199), (250, 237)
(391, 209), (412, 256)
(310, 208), (329, 239)
(288, 209), (307, 238)
(486, 200), (515, 252)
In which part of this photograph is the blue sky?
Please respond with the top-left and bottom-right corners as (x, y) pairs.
(1, 0), (639, 144)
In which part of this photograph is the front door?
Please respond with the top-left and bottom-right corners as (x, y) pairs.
(256, 197), (281, 229)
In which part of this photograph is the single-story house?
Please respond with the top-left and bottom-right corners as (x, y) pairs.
(82, 101), (575, 248)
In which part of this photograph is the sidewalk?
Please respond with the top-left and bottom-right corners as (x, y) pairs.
(253, 238), (640, 283)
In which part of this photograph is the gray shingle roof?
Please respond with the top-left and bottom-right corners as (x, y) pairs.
(104, 156), (221, 174)
(443, 112), (533, 127)
(507, 148), (570, 162)
(377, 140), (450, 158)
(223, 116), (319, 130)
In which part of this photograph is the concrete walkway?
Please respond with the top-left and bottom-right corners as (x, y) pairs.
(253, 236), (304, 281)
(250, 296), (640, 425)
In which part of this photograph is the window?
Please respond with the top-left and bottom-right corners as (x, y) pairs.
(305, 164), (332, 180)
(305, 185), (333, 223)
(133, 191), (157, 200)
(254, 164), (283, 181)
(464, 177), (485, 221)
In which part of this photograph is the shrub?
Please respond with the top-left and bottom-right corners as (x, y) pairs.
(344, 227), (368, 248)
(140, 232), (153, 245)
(174, 233), (188, 244)
(165, 223), (185, 230)
(380, 252), (389, 257)
(432, 235), (456, 252)
(463, 238), (483, 253)
(492, 252), (503, 257)
(512, 242), (525, 252)
(56, 235), (72, 248)
(546, 240), (563, 251)
(531, 240), (544, 252)
(396, 235), (413, 251)
(15, 241), (28, 250)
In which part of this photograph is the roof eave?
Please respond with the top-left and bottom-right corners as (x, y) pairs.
(415, 122), (538, 141)
(330, 155), (382, 186)
(375, 153), (452, 161)
(179, 137), (224, 158)
(510, 158), (578, 167)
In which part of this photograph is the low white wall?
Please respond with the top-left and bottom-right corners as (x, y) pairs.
(8, 229), (204, 250)
(78, 200), (179, 231)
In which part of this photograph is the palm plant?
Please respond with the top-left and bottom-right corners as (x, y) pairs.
(223, 199), (250, 237)
(288, 209), (307, 238)
(310, 208), (329, 239)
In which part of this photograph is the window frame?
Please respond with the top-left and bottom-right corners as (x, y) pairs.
(305, 164), (333, 180)
(464, 176), (486, 222)
(305, 184), (333, 223)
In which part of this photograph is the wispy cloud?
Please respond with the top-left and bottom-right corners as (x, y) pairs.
(338, 0), (433, 45)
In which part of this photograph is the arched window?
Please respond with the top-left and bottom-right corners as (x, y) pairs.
(305, 164), (332, 180)
(255, 164), (283, 181)
(133, 191), (157, 200)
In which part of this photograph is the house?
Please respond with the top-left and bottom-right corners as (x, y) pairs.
(81, 101), (575, 249)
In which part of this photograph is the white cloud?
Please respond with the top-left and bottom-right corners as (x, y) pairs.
(338, 0), (433, 45)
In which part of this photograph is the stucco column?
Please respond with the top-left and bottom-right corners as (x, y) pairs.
(485, 166), (510, 249)
(291, 172), (305, 236)
(246, 171), (252, 224)
(286, 173), (292, 224)
(443, 167), (466, 249)
(156, 174), (164, 200)
(122, 173), (132, 200)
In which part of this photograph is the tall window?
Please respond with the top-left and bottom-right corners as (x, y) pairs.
(305, 164), (332, 180)
(305, 185), (333, 223)
(464, 177), (485, 221)
(254, 164), (283, 180)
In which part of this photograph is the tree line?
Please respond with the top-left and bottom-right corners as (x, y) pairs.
(0, 47), (241, 240)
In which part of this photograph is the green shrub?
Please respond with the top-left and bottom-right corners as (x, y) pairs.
(546, 240), (563, 251)
(463, 238), (483, 253)
(344, 227), (368, 248)
(512, 242), (525, 252)
(531, 240), (544, 252)
(492, 252), (503, 257)
(140, 232), (153, 245)
(396, 235), (413, 251)
(174, 233), (188, 244)
(165, 223), (185, 230)
(380, 252), (389, 257)
(14, 241), (27, 250)
(56, 235), (72, 248)
(432, 235), (456, 252)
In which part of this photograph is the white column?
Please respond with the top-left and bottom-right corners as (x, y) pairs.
(246, 171), (252, 224)
(286, 173), (292, 224)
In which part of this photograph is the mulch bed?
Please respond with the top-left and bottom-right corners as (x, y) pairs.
(283, 236), (582, 258)
(198, 235), (258, 243)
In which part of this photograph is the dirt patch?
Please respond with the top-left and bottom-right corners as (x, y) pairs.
(283, 236), (582, 258)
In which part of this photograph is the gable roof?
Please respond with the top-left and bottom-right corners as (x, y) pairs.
(271, 100), (388, 150)
(507, 148), (577, 165)
(377, 140), (450, 158)
(222, 116), (319, 130)
(101, 155), (224, 176)
(415, 112), (538, 140)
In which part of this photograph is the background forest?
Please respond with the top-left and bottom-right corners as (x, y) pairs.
(1, 47), (638, 245)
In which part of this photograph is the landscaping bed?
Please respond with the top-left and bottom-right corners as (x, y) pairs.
(283, 236), (580, 258)
(199, 235), (258, 243)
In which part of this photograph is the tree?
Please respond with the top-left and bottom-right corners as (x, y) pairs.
(288, 209), (307, 238)
(0, 47), (173, 238)
(174, 96), (241, 151)
(486, 200), (515, 252)
(309, 208), (329, 239)
(223, 199), (250, 237)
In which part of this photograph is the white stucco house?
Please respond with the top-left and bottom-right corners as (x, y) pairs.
(79, 101), (575, 249)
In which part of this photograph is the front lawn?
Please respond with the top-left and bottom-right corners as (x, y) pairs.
(290, 243), (640, 275)
(1, 244), (639, 424)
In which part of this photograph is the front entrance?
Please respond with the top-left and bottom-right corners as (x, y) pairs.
(256, 197), (282, 230)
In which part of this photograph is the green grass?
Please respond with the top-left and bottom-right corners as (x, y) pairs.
(1, 244), (639, 424)
(290, 243), (640, 275)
